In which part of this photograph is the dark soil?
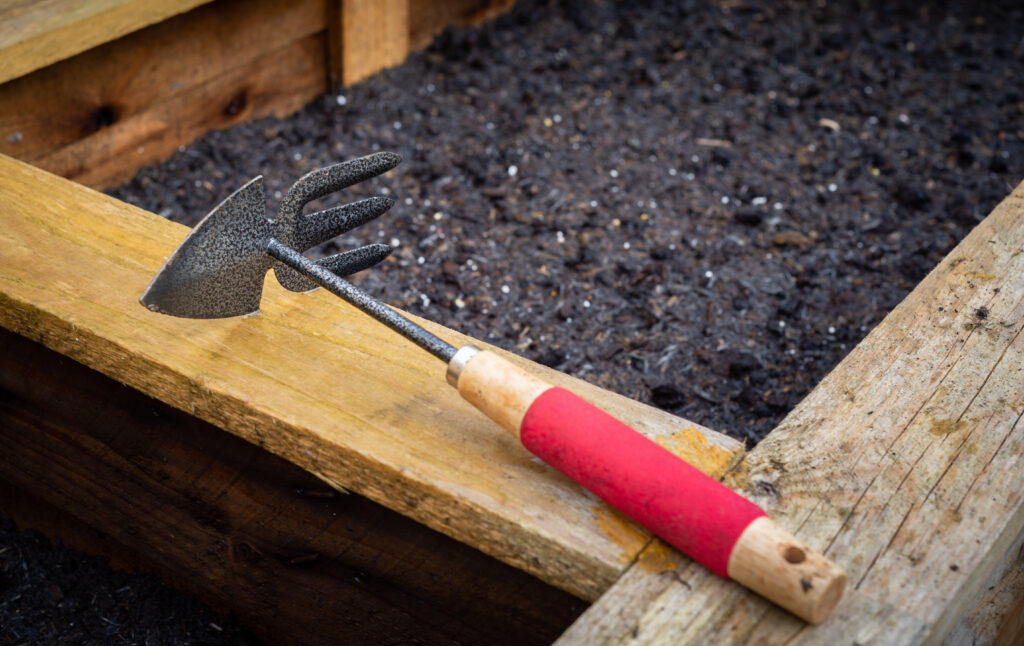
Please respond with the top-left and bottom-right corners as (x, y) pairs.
(115, 0), (1022, 444)
(0, 520), (257, 645)
(5, 0), (1023, 643)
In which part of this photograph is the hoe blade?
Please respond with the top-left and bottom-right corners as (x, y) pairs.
(141, 176), (274, 318)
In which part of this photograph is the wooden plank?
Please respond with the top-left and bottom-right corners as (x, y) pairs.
(558, 181), (1024, 644)
(946, 528), (1024, 646)
(0, 153), (742, 601)
(330, 0), (410, 87)
(34, 32), (326, 189)
(0, 0), (213, 84)
(0, 0), (327, 189)
(0, 327), (584, 645)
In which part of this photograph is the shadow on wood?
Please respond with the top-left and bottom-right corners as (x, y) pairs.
(0, 328), (585, 645)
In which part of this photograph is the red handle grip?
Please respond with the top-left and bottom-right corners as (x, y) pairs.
(451, 347), (846, 622)
(520, 387), (765, 577)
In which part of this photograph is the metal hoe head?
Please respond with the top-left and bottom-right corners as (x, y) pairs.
(140, 152), (401, 319)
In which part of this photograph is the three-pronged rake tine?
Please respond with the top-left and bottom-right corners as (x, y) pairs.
(293, 197), (395, 251)
(319, 243), (393, 277)
(273, 151), (402, 292)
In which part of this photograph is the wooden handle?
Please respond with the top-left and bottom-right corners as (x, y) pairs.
(450, 347), (846, 623)
(728, 516), (847, 624)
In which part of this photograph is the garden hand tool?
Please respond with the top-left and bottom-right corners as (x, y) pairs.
(140, 152), (846, 623)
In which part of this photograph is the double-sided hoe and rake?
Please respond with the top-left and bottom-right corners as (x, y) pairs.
(141, 152), (846, 623)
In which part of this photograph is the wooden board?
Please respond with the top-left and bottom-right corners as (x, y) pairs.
(0, 327), (585, 645)
(0, 0), (327, 190)
(330, 0), (410, 87)
(0, 153), (742, 601)
(0, 0), (213, 84)
(0, 0), (517, 190)
(947, 528), (1024, 645)
(557, 181), (1024, 643)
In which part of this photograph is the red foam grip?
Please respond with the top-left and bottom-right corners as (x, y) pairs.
(520, 387), (766, 577)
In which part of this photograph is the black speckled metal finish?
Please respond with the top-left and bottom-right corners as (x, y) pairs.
(141, 154), (400, 318)
(140, 176), (273, 318)
(318, 243), (393, 277)
(267, 240), (457, 362)
(140, 152), (457, 362)
(273, 151), (401, 292)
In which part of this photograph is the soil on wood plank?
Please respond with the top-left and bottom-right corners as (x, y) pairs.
(5, 0), (1023, 644)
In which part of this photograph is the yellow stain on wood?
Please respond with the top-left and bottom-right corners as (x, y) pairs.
(637, 539), (682, 574)
(593, 505), (650, 562)
(656, 425), (743, 479)
(929, 418), (966, 436)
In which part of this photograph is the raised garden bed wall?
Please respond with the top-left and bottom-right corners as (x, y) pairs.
(0, 0), (514, 190)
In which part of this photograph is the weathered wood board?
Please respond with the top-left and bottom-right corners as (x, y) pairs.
(0, 327), (585, 645)
(557, 181), (1024, 644)
(330, 0), (410, 87)
(0, 0), (327, 190)
(0, 152), (741, 602)
(0, 0), (516, 190)
(0, 0), (213, 84)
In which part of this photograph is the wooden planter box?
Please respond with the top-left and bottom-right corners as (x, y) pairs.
(1, 2), (1023, 645)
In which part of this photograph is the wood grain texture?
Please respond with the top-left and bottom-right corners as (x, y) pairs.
(0, 153), (742, 601)
(558, 181), (1024, 643)
(0, 327), (585, 645)
(331, 0), (411, 86)
(946, 529), (1024, 646)
(456, 348), (552, 439)
(0, 0), (213, 84)
(727, 517), (846, 624)
(0, 0), (327, 189)
(34, 33), (327, 189)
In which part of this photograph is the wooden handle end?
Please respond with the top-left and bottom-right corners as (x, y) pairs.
(727, 516), (846, 623)
(451, 348), (551, 438)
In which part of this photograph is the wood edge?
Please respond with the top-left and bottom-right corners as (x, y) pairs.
(0, 327), (587, 644)
(0, 0), (214, 84)
(929, 502), (1024, 645)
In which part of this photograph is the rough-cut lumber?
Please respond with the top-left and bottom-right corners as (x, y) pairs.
(0, 328), (584, 645)
(330, 0), (410, 87)
(0, 0), (213, 84)
(0, 0), (515, 190)
(0, 0), (326, 190)
(0, 153), (742, 601)
(557, 181), (1024, 644)
(947, 528), (1024, 646)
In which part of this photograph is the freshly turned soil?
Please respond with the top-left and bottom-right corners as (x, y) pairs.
(4, 0), (1022, 643)
(115, 0), (1022, 444)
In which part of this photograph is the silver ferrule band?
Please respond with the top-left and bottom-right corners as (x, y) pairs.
(445, 345), (482, 387)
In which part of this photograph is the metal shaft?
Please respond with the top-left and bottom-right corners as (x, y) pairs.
(266, 238), (458, 363)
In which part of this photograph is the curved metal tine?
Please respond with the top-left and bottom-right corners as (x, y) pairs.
(317, 243), (393, 277)
(275, 151), (401, 239)
(273, 151), (401, 292)
(294, 196), (394, 251)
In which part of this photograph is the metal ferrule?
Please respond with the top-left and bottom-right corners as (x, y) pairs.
(446, 345), (482, 387)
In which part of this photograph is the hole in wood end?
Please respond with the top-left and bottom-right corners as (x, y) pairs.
(223, 91), (249, 118)
(83, 104), (120, 134)
(783, 545), (806, 564)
